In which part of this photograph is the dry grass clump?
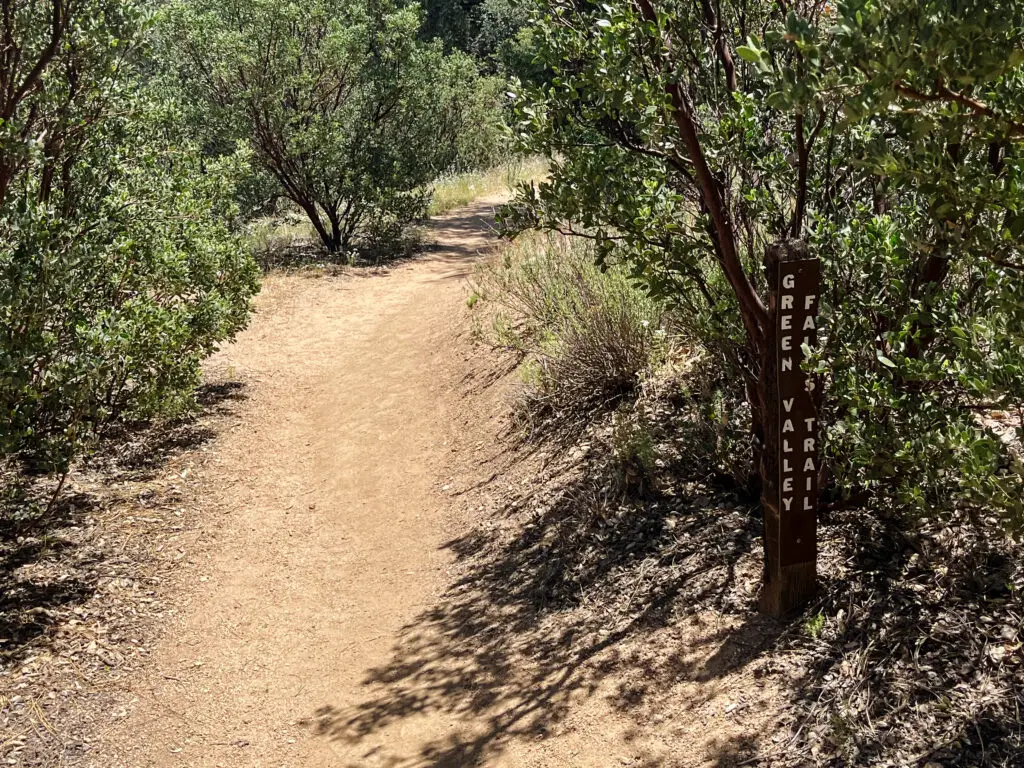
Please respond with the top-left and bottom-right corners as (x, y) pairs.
(243, 212), (314, 253)
(471, 231), (670, 437)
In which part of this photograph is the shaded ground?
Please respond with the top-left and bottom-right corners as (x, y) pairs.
(304, 437), (786, 767)
(0, 379), (249, 764)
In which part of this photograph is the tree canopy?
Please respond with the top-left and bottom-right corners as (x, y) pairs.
(505, 0), (1024, 523)
(160, 0), (505, 256)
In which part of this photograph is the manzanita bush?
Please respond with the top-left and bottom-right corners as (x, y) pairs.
(0, 0), (259, 480)
(504, 0), (1024, 524)
(158, 0), (506, 256)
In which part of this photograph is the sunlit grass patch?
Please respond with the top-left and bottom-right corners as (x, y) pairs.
(429, 157), (548, 216)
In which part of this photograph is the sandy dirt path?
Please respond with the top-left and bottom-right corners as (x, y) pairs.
(88, 198), (777, 768)
(90, 199), (513, 768)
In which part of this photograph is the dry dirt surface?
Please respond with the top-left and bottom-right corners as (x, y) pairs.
(65, 197), (783, 768)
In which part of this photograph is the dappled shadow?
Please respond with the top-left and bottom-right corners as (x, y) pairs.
(300, 340), (1024, 766)
(706, 734), (761, 766)
(455, 351), (522, 394)
(774, 507), (1024, 766)
(305, 442), (780, 765)
(0, 491), (98, 663)
(307, 455), (1024, 766)
(0, 379), (248, 667)
(87, 380), (248, 481)
(196, 379), (248, 409)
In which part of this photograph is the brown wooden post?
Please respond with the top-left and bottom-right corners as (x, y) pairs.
(760, 241), (820, 617)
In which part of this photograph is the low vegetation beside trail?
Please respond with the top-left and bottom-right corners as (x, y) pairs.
(472, 224), (1024, 766)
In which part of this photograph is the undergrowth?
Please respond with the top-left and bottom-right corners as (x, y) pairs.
(244, 158), (546, 269)
(471, 229), (1024, 765)
(471, 231), (668, 437)
(243, 208), (422, 271)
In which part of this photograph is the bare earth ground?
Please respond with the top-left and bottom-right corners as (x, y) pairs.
(3, 198), (785, 767)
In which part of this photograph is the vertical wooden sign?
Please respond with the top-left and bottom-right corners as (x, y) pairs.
(761, 242), (820, 617)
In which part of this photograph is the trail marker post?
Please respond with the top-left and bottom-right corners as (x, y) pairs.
(760, 242), (820, 617)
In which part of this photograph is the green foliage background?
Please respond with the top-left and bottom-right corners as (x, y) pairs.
(1, 0), (514, 481)
(505, 0), (1024, 525)
(1, 1), (259, 477)
(157, 0), (508, 256)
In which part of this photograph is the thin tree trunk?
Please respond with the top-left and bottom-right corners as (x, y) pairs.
(297, 199), (336, 253)
(325, 205), (345, 255)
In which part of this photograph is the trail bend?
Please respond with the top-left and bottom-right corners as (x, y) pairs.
(92, 198), (509, 768)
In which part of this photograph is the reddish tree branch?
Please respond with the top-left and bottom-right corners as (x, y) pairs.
(4, 0), (68, 118)
(894, 80), (1024, 138)
(634, 0), (769, 346)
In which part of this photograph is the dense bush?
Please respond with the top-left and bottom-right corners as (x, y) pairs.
(505, 0), (1024, 524)
(472, 233), (666, 431)
(159, 0), (506, 258)
(419, 0), (525, 59)
(0, 0), (259, 479)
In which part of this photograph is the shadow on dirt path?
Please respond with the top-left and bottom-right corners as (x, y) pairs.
(304, 443), (785, 767)
(74, 195), (786, 768)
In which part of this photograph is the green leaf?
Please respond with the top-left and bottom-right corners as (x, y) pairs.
(877, 354), (898, 369)
(737, 46), (762, 64)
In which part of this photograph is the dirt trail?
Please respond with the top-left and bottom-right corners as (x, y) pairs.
(91, 198), (776, 768)
(89, 199), (510, 767)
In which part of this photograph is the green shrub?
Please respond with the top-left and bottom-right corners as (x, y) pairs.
(804, 612), (826, 640)
(243, 215), (316, 262)
(472, 232), (666, 431)
(506, 0), (1024, 524)
(662, 349), (756, 488)
(0, 1), (259, 478)
(158, 0), (506, 258)
(610, 407), (659, 495)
